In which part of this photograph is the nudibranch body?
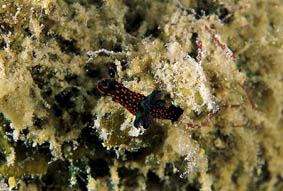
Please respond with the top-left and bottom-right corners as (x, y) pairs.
(97, 70), (183, 128)
(97, 78), (146, 116)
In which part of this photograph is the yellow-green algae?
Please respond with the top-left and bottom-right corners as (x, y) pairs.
(0, 0), (283, 190)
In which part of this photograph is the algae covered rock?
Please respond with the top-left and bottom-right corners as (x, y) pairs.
(0, 0), (282, 190)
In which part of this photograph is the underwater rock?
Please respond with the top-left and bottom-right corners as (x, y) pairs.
(0, 0), (282, 190)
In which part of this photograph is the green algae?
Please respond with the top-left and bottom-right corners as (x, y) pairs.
(0, 0), (282, 190)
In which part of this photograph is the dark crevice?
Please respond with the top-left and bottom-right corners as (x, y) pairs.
(255, 160), (271, 185)
(188, 33), (198, 60)
(192, 0), (234, 24)
(55, 87), (80, 109)
(24, 27), (33, 37)
(186, 181), (201, 191)
(91, 0), (104, 8)
(41, 160), (70, 191)
(53, 103), (63, 117)
(0, 39), (6, 50)
(144, 25), (161, 38)
(118, 167), (139, 188)
(84, 63), (103, 79)
(121, 59), (129, 71)
(218, 7), (234, 24)
(89, 158), (110, 178)
(73, 160), (88, 191)
(65, 74), (79, 85)
(98, 37), (123, 52)
(0, 22), (14, 34)
(56, 36), (80, 55)
(146, 171), (163, 190)
(124, 148), (147, 161)
(124, 1), (151, 36)
(124, 12), (143, 34)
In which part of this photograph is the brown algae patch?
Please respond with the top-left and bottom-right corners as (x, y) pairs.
(0, 0), (282, 190)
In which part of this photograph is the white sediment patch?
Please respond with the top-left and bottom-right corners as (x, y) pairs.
(151, 42), (219, 113)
